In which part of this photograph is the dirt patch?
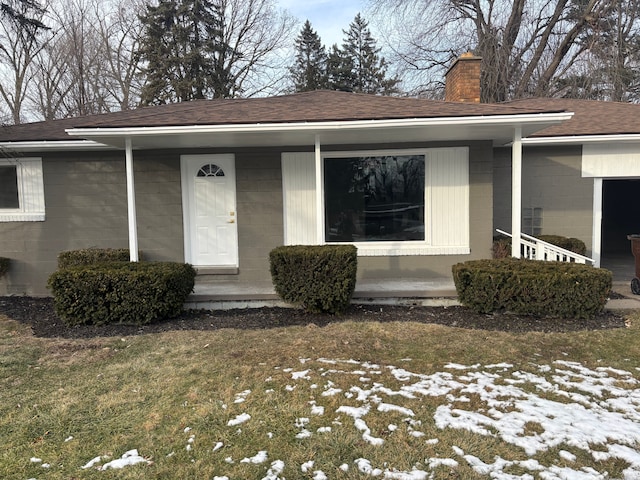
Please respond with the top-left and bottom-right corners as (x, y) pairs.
(0, 296), (628, 339)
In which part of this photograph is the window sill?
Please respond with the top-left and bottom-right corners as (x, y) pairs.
(328, 242), (470, 256)
(0, 213), (45, 222)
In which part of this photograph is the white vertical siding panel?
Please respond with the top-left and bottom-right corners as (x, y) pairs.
(582, 143), (640, 177)
(430, 147), (469, 247)
(281, 152), (317, 245)
(19, 158), (45, 215)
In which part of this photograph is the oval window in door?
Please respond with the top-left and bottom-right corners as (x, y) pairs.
(197, 164), (225, 177)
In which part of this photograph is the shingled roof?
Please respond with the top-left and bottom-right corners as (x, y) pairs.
(1, 90), (566, 143)
(506, 98), (640, 137)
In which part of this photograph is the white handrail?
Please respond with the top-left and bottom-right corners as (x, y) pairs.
(496, 229), (594, 265)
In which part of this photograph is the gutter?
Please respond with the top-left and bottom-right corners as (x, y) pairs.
(65, 112), (574, 138)
(521, 134), (640, 145)
(0, 139), (115, 152)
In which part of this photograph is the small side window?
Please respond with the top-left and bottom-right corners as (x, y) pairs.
(0, 158), (45, 222)
(0, 165), (19, 209)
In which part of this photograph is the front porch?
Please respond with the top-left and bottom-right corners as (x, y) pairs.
(187, 276), (458, 310)
(185, 249), (640, 310)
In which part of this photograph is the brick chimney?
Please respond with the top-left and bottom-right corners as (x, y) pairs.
(445, 52), (481, 103)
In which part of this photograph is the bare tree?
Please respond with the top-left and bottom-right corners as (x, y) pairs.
(0, 0), (49, 123)
(138, 0), (297, 103)
(369, 0), (614, 101)
(94, 0), (145, 110)
(219, 0), (297, 97)
(28, 0), (144, 119)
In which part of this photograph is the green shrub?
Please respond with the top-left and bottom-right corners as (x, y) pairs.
(57, 248), (142, 268)
(452, 258), (611, 319)
(538, 235), (587, 256)
(269, 245), (357, 314)
(492, 235), (587, 258)
(0, 257), (9, 277)
(48, 261), (196, 326)
(492, 237), (511, 259)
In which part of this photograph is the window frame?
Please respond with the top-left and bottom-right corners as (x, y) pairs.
(321, 148), (469, 256)
(0, 157), (45, 222)
(322, 149), (428, 250)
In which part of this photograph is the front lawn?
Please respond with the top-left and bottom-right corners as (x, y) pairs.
(2, 310), (640, 479)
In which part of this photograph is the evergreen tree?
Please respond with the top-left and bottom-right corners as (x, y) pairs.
(330, 13), (399, 95)
(290, 20), (327, 92)
(326, 43), (355, 92)
(138, 0), (235, 104)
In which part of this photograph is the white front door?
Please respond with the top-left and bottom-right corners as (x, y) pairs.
(181, 154), (238, 267)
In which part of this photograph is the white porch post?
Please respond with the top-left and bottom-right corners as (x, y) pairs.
(511, 126), (522, 258)
(314, 135), (324, 245)
(125, 137), (139, 262)
(592, 177), (603, 268)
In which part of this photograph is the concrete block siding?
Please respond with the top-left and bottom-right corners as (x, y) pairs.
(493, 145), (594, 255)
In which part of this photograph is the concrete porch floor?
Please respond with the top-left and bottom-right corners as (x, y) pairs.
(186, 254), (640, 310)
(187, 276), (458, 310)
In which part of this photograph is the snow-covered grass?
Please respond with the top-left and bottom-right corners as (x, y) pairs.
(2, 311), (640, 479)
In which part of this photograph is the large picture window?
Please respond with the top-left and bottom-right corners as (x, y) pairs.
(282, 147), (469, 256)
(324, 154), (425, 242)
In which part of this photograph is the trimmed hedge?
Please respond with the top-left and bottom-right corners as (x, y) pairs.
(492, 235), (587, 258)
(269, 245), (357, 314)
(0, 257), (9, 278)
(57, 248), (142, 268)
(538, 235), (587, 256)
(452, 258), (612, 319)
(48, 261), (196, 326)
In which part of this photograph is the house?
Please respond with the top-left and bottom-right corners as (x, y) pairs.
(494, 98), (640, 277)
(0, 55), (576, 301)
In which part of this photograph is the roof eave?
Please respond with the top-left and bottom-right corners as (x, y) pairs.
(0, 139), (116, 153)
(65, 113), (575, 138)
(522, 134), (640, 145)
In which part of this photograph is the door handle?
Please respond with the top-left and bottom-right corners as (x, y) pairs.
(228, 219), (235, 223)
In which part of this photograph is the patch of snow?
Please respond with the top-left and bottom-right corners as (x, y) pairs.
(262, 459), (285, 480)
(355, 458), (383, 476)
(81, 456), (104, 469)
(377, 402), (415, 416)
(295, 429), (312, 439)
(213, 442), (224, 452)
(99, 449), (149, 470)
(240, 450), (268, 464)
(227, 413), (251, 426)
(559, 450), (577, 462)
(234, 390), (251, 403)
(427, 457), (459, 469)
(292, 369), (311, 380)
(295, 417), (309, 428)
(301, 460), (314, 472)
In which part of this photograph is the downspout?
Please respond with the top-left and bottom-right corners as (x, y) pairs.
(511, 126), (522, 258)
(315, 134), (324, 245)
(125, 137), (139, 262)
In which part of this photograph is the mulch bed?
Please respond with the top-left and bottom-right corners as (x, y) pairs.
(0, 296), (628, 339)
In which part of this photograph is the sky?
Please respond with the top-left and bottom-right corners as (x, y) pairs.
(277, 0), (369, 47)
